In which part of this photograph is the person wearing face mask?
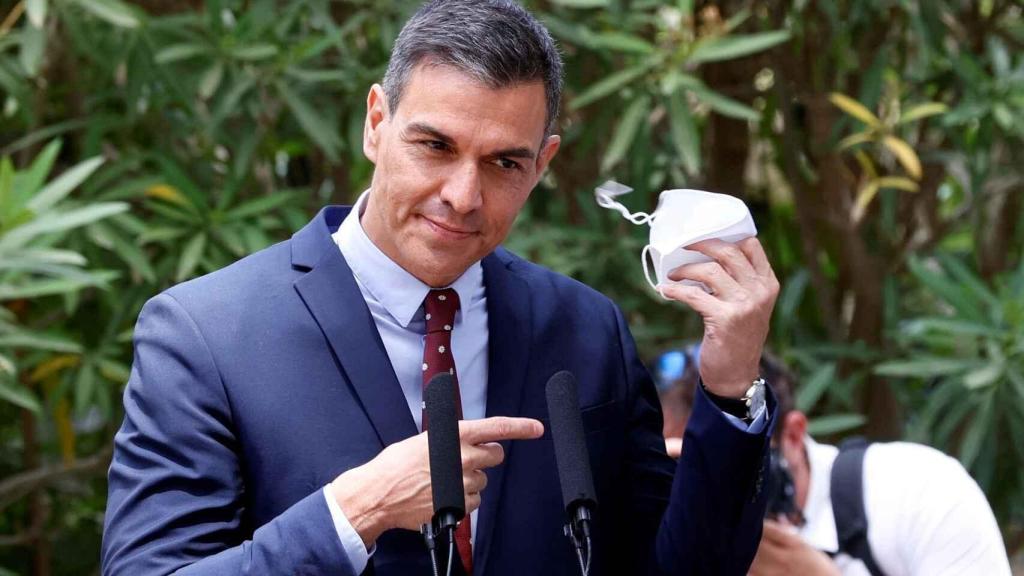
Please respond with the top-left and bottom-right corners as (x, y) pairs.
(653, 349), (1011, 576)
(102, 2), (783, 575)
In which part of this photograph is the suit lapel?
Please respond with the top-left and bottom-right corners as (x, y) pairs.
(291, 207), (418, 448)
(475, 249), (533, 573)
(293, 212), (532, 571)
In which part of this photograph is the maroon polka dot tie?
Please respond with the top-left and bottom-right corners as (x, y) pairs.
(422, 288), (473, 574)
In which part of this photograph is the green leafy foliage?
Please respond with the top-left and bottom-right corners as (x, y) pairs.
(0, 140), (121, 419)
(878, 256), (1024, 525)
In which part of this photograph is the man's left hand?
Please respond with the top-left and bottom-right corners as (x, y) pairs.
(749, 520), (840, 576)
(659, 237), (779, 398)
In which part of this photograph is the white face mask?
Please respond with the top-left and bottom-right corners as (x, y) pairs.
(595, 181), (757, 297)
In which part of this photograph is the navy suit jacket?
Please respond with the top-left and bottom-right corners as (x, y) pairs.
(102, 206), (774, 575)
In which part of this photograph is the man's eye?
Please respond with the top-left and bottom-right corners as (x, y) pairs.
(495, 158), (522, 171)
(423, 140), (449, 152)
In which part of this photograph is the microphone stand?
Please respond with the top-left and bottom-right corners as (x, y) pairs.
(421, 522), (441, 576)
(563, 505), (593, 576)
(422, 510), (460, 576)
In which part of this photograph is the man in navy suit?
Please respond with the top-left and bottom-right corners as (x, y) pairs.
(101, 1), (781, 574)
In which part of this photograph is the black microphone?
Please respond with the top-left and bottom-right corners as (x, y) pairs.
(423, 373), (465, 534)
(546, 371), (597, 574)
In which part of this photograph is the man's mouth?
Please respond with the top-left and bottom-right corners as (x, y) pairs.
(421, 215), (477, 238)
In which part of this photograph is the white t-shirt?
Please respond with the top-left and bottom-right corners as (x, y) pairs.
(799, 438), (1010, 576)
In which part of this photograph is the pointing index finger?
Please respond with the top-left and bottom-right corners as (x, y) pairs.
(460, 417), (544, 445)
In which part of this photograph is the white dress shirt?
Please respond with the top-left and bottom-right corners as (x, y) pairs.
(799, 437), (1010, 576)
(321, 191), (487, 573)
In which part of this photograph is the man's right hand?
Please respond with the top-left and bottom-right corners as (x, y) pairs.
(748, 520), (840, 576)
(330, 417), (544, 548)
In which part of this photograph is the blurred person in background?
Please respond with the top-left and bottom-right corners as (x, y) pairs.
(652, 346), (1011, 576)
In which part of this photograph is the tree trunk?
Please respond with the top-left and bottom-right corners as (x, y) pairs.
(21, 409), (51, 576)
(977, 181), (1022, 279)
(703, 58), (756, 199)
(802, 93), (903, 439)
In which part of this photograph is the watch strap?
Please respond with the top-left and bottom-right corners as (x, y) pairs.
(701, 378), (767, 424)
(700, 381), (752, 422)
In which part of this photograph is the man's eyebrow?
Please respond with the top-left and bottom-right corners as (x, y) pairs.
(491, 146), (537, 161)
(404, 122), (455, 145)
(405, 121), (538, 160)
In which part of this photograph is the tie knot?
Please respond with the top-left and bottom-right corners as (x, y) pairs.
(424, 288), (459, 333)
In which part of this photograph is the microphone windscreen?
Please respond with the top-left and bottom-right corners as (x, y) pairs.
(424, 373), (465, 520)
(545, 371), (597, 512)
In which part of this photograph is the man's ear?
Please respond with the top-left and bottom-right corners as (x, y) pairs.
(780, 411), (807, 464)
(363, 84), (388, 164)
(781, 410), (811, 509)
(533, 134), (561, 180)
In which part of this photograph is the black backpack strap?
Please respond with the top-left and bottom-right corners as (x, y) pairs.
(830, 438), (885, 576)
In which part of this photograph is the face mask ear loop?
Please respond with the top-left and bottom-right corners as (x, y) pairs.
(595, 191), (656, 225)
(641, 244), (666, 299)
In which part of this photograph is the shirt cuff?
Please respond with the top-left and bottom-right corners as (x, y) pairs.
(720, 399), (768, 433)
(322, 485), (373, 572)
(698, 378), (769, 433)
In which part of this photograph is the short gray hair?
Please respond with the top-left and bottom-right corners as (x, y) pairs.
(382, 0), (563, 138)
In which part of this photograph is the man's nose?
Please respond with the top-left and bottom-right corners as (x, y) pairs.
(439, 161), (483, 214)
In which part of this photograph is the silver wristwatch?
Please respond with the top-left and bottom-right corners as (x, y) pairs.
(741, 377), (767, 422)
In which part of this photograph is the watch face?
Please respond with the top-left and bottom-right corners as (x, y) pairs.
(744, 379), (767, 411)
(752, 384), (766, 408)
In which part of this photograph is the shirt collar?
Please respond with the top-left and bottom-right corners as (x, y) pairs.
(799, 435), (840, 553)
(332, 190), (483, 328)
